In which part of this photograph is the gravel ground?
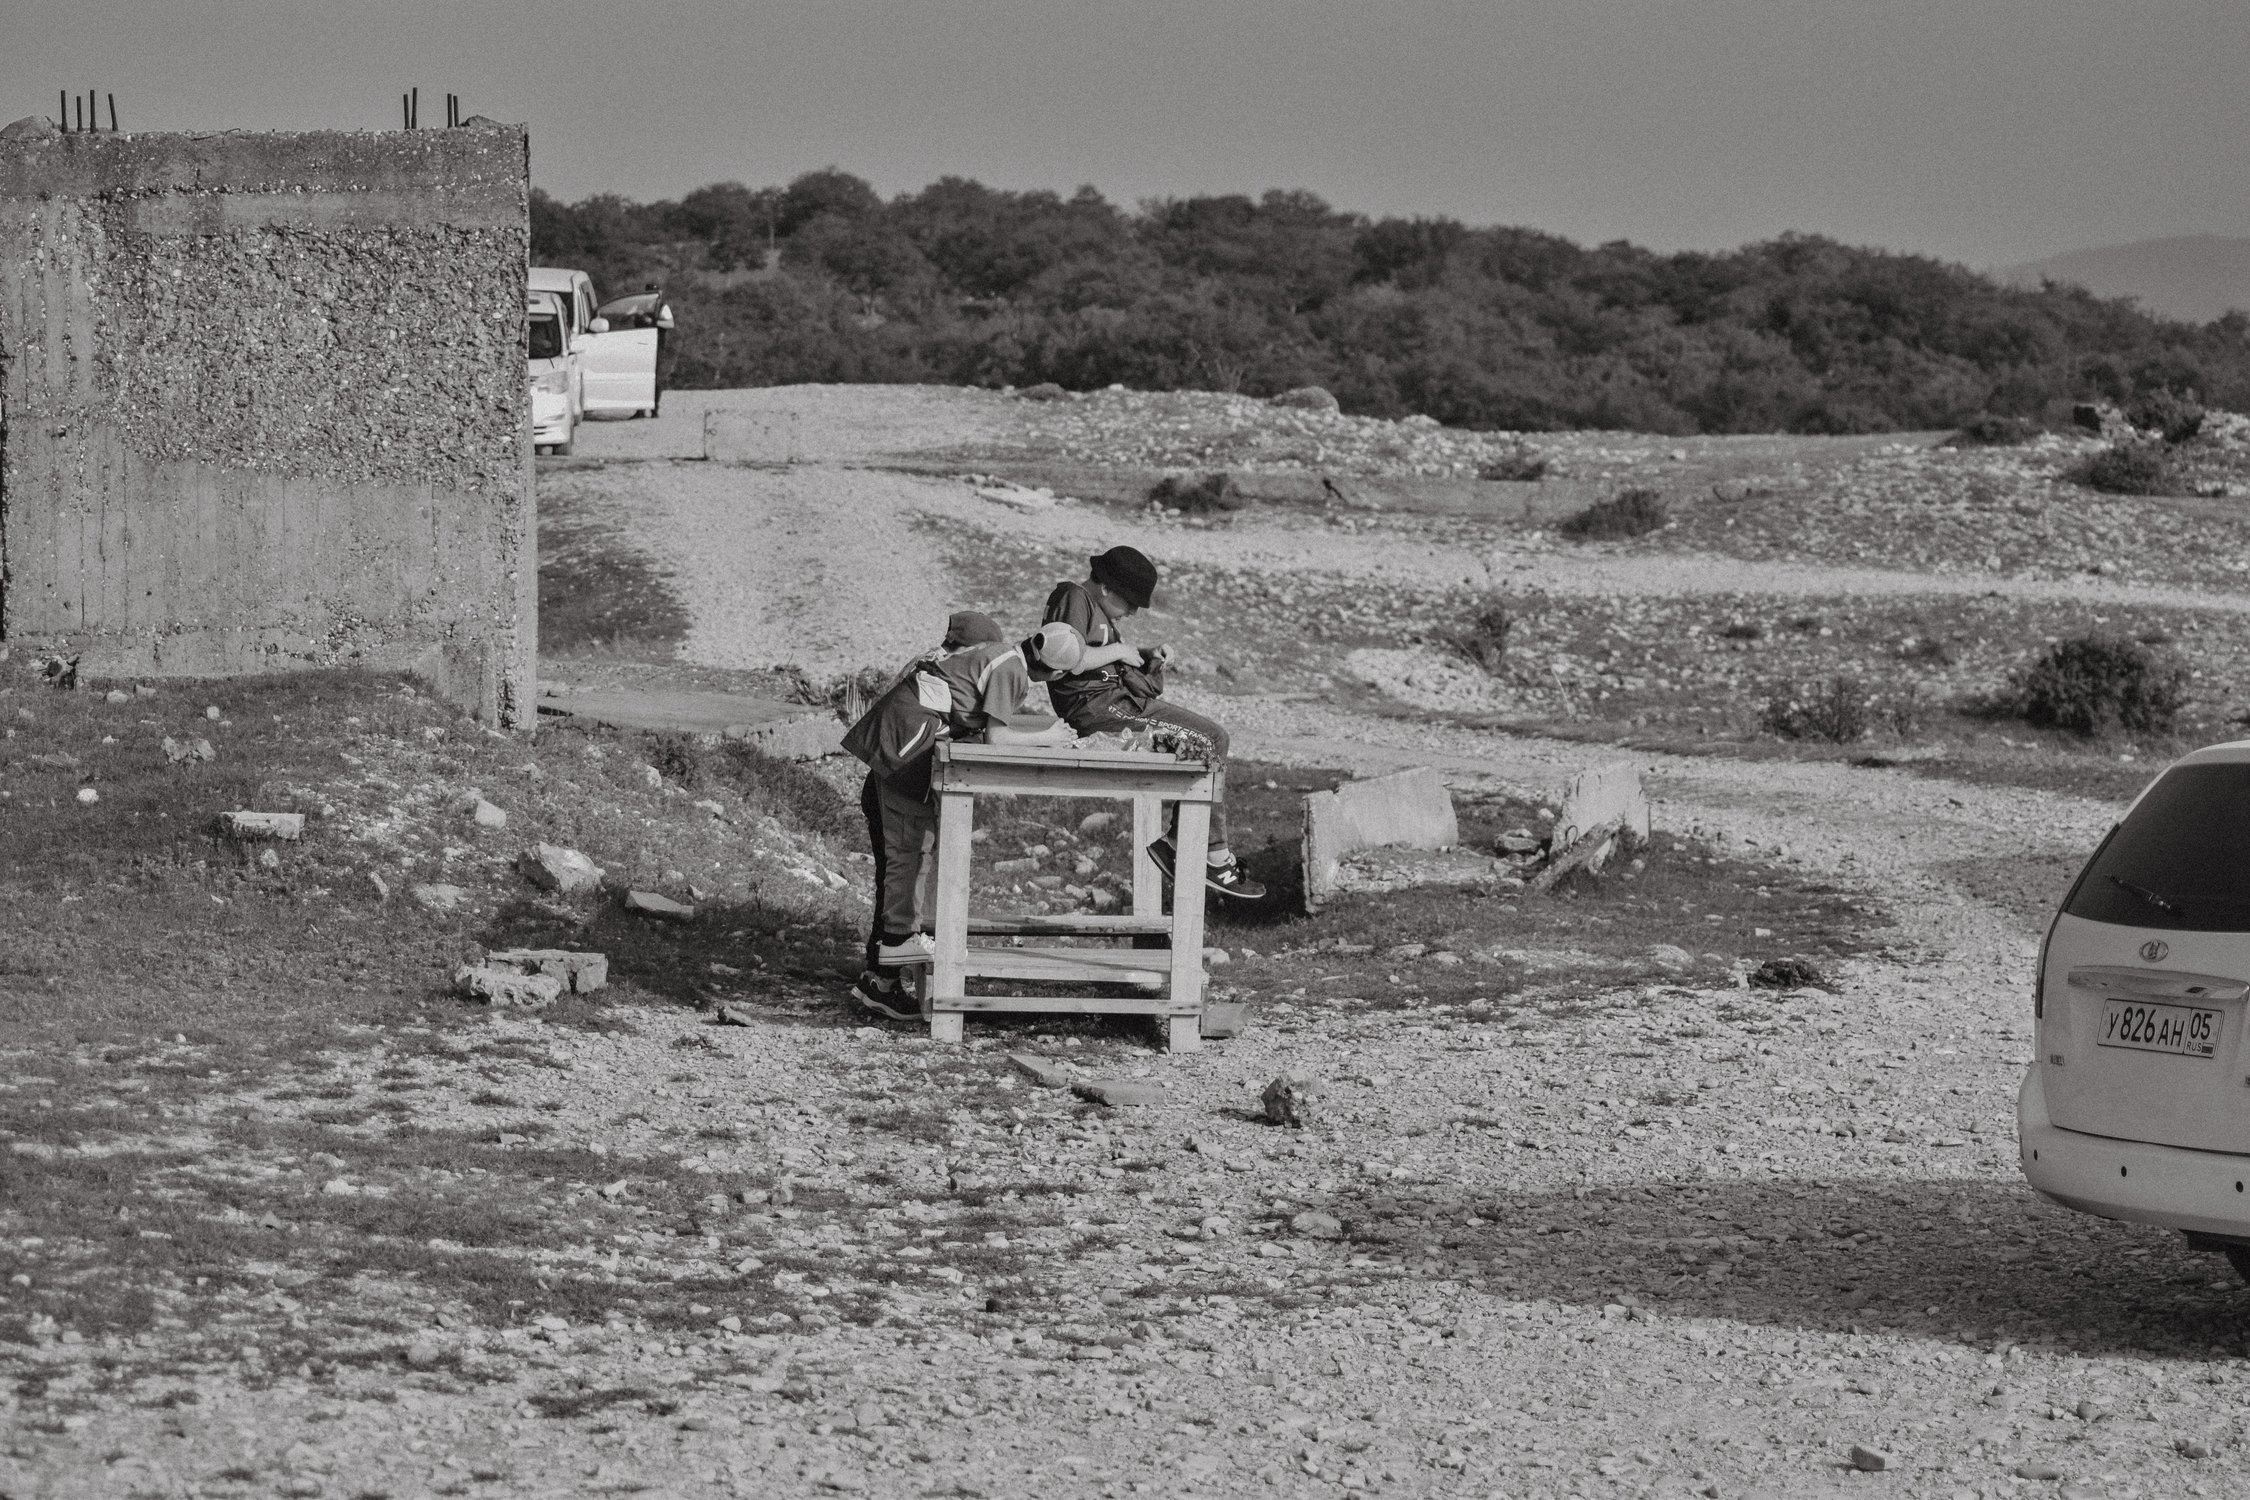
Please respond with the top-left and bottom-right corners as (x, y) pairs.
(16, 388), (2249, 1499)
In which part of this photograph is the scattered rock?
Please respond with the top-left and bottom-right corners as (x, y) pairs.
(404, 1341), (443, 1369)
(715, 1004), (757, 1026)
(624, 889), (696, 922)
(162, 736), (215, 765)
(1203, 946), (1231, 966)
(453, 963), (562, 1011)
(2176, 1437), (2215, 1460)
(1649, 944), (1695, 971)
(221, 811), (303, 841)
(1074, 1079), (1166, 1108)
(517, 843), (604, 895)
(1848, 1445), (1892, 1473)
(1008, 1053), (1071, 1088)
(1262, 1073), (1318, 1127)
(1199, 1001), (1249, 1040)
(1078, 810), (1118, 836)
(411, 883), (467, 913)
(471, 799), (507, 830)
(1290, 1210), (1344, 1239)
(257, 848), (281, 871)
(1269, 385), (1341, 412)
(485, 948), (608, 994)
(75, 788), (98, 806)
(1750, 956), (1827, 991)
(2012, 1461), (2064, 1481)
(1017, 382), (1069, 402)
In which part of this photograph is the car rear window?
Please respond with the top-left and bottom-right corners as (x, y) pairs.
(2064, 762), (2250, 931)
(527, 315), (563, 361)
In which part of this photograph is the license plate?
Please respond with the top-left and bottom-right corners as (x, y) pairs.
(2098, 999), (2222, 1057)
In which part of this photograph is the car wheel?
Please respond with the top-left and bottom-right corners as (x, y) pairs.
(554, 436), (572, 457)
(2226, 1246), (2250, 1286)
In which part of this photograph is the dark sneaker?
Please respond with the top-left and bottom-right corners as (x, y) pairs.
(1204, 857), (1266, 901)
(851, 971), (918, 1022)
(1144, 838), (1177, 884)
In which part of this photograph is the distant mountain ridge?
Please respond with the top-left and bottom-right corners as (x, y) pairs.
(1998, 235), (2250, 325)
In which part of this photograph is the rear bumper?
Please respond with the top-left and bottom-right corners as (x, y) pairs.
(2019, 1066), (2250, 1238)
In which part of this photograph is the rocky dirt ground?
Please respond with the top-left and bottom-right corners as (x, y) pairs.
(10, 388), (2250, 1500)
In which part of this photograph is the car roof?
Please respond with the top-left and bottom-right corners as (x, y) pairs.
(2171, 739), (2250, 767)
(527, 267), (585, 293)
(527, 290), (566, 314)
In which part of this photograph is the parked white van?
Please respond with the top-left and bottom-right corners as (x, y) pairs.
(527, 291), (573, 455)
(526, 266), (660, 420)
(2020, 739), (2250, 1282)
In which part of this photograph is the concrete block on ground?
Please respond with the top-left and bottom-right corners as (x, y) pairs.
(1073, 1079), (1166, 1108)
(1554, 762), (1650, 855)
(453, 963), (563, 1011)
(623, 889), (695, 922)
(1008, 1053), (1071, 1088)
(1199, 1001), (1249, 1039)
(1301, 766), (1458, 910)
(221, 811), (303, 841)
(517, 843), (603, 895)
(486, 948), (608, 994)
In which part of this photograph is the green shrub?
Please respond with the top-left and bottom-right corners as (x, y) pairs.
(1148, 472), (1246, 514)
(1447, 598), (1514, 673)
(1945, 413), (2039, 447)
(2125, 389), (2205, 443)
(1759, 676), (1870, 743)
(2013, 634), (2188, 736)
(1476, 447), (1549, 481)
(2077, 442), (2171, 495)
(1558, 488), (1668, 541)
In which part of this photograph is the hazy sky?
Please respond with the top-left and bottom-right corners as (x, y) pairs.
(9, 0), (2247, 268)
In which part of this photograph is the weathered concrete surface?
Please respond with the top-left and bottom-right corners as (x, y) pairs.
(1300, 765), (1458, 909)
(1554, 761), (1652, 850)
(537, 685), (842, 759)
(0, 128), (534, 724)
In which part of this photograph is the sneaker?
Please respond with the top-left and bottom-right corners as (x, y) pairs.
(1204, 856), (1266, 901)
(851, 970), (918, 1022)
(1144, 838), (1177, 883)
(876, 932), (936, 966)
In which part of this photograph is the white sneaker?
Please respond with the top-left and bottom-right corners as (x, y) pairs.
(877, 933), (936, 966)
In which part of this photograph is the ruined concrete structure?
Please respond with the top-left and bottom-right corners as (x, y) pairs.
(0, 127), (535, 724)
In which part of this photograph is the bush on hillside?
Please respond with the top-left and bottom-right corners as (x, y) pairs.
(2125, 389), (2205, 444)
(1476, 446), (1550, 481)
(1447, 598), (1514, 674)
(2077, 442), (2172, 495)
(1759, 676), (1926, 743)
(1945, 413), (2040, 447)
(1148, 472), (1246, 513)
(1558, 488), (1668, 541)
(2013, 634), (2188, 737)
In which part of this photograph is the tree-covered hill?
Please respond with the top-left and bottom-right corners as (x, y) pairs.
(533, 170), (2250, 434)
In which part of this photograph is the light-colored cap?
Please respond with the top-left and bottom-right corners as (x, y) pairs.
(1029, 621), (1086, 673)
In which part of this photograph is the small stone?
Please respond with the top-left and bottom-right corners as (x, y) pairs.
(2074, 1398), (2108, 1421)
(1848, 1445), (1891, 1473)
(1290, 1211), (1344, 1239)
(1008, 1053), (1070, 1088)
(76, 787), (98, 805)
(404, 1341), (442, 1369)
(624, 889), (695, 921)
(162, 735), (216, 765)
(134, 683), (156, 698)
(1269, 385), (1341, 412)
(1203, 946), (1230, 965)
(411, 883), (466, 912)
(1077, 810), (1118, 836)
(205, 705), (221, 721)
(281, 1480), (323, 1499)
(1649, 944), (1694, 971)
(471, 799), (507, 830)
(517, 843), (604, 895)
(2176, 1437), (2214, 1460)
(1073, 1079), (1166, 1108)
(1199, 1001), (1249, 1040)
(715, 1004), (756, 1026)
(2011, 1463), (2063, 1482)
(258, 848), (281, 871)
(1261, 1073), (1318, 1127)
(104, 689), (130, 704)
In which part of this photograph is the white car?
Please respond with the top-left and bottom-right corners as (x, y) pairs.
(527, 265), (660, 420)
(2019, 739), (2250, 1282)
(527, 292), (573, 455)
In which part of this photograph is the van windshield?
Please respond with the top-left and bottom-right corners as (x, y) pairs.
(2064, 763), (2250, 931)
(527, 315), (563, 361)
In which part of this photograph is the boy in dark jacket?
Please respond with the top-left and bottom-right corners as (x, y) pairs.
(1040, 546), (1264, 900)
(843, 617), (1084, 1018)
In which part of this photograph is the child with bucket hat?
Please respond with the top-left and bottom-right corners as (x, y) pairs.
(1039, 546), (1264, 901)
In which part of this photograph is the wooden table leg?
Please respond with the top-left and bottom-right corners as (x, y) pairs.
(929, 789), (975, 1044)
(1164, 796), (1210, 1052)
(1131, 793), (1163, 920)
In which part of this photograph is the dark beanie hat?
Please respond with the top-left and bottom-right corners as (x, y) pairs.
(1090, 546), (1159, 610)
(943, 610), (1006, 648)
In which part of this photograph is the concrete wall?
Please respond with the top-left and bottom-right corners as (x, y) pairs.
(0, 126), (534, 724)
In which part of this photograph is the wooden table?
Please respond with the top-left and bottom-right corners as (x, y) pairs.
(911, 741), (1214, 1050)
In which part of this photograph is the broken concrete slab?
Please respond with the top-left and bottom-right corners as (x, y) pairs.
(623, 889), (695, 922)
(517, 843), (603, 895)
(537, 686), (841, 760)
(453, 963), (562, 1011)
(1199, 1001), (1249, 1040)
(1073, 1079), (1166, 1108)
(1008, 1053), (1071, 1089)
(1302, 766), (1458, 910)
(221, 811), (303, 841)
(486, 948), (608, 994)
(1553, 762), (1650, 854)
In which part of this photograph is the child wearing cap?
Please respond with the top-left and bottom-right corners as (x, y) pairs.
(842, 619), (1087, 1019)
(1040, 546), (1264, 901)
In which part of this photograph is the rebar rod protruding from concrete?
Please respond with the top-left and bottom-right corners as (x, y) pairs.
(109, 93), (117, 132)
(410, 86), (418, 129)
(60, 90), (68, 132)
